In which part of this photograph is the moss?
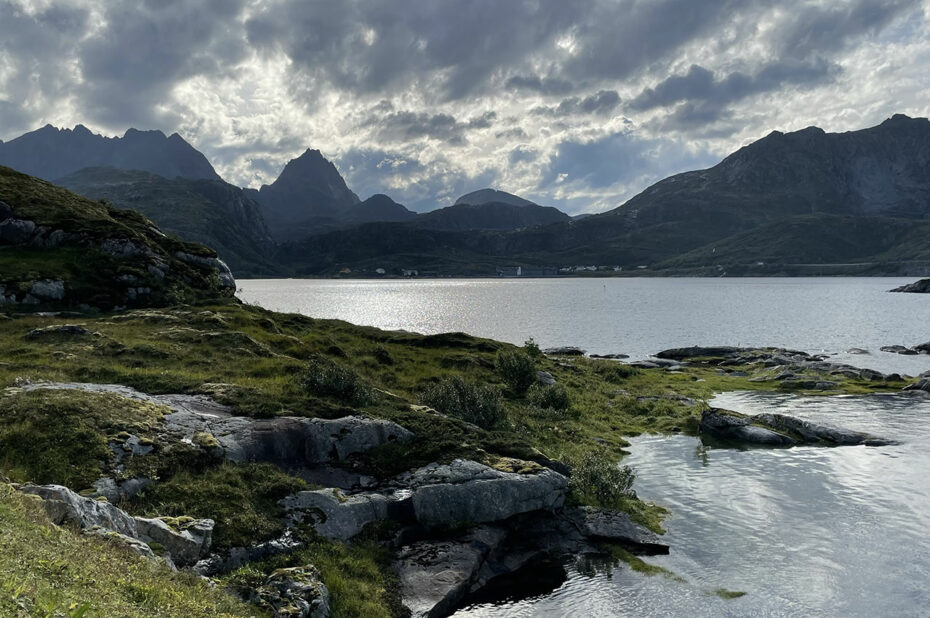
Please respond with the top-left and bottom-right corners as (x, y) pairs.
(0, 483), (257, 617)
(0, 389), (167, 488)
(192, 431), (220, 449)
(606, 545), (684, 581)
(127, 462), (307, 550)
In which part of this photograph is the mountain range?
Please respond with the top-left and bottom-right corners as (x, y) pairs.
(2, 114), (930, 277)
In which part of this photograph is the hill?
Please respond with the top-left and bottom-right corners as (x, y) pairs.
(0, 165), (235, 311)
(58, 167), (276, 277)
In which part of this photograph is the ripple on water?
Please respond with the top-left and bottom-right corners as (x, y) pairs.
(453, 392), (930, 618)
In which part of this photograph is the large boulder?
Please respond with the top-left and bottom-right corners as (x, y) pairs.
(19, 484), (213, 565)
(700, 408), (894, 447)
(655, 346), (741, 361)
(889, 278), (930, 293)
(562, 506), (668, 554)
(281, 489), (402, 540)
(752, 413), (895, 446)
(904, 377), (930, 393)
(700, 408), (796, 446)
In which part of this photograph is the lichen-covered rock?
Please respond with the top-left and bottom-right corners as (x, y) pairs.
(251, 566), (330, 618)
(83, 526), (158, 561)
(281, 489), (399, 540)
(195, 532), (303, 576)
(700, 408), (797, 446)
(19, 484), (213, 565)
(562, 506), (668, 553)
(26, 324), (91, 339)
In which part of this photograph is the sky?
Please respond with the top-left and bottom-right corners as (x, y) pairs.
(1, 0), (929, 214)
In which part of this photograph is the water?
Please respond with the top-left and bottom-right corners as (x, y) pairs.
(238, 277), (930, 375)
(453, 392), (930, 617)
(237, 277), (930, 616)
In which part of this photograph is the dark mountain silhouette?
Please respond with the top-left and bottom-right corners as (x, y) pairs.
(454, 188), (535, 207)
(0, 124), (220, 182)
(343, 194), (418, 224)
(415, 202), (570, 231)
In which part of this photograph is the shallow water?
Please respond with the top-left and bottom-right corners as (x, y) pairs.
(238, 277), (930, 375)
(454, 392), (930, 617)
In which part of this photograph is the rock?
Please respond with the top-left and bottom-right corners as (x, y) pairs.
(0, 199), (12, 220)
(858, 368), (886, 381)
(880, 345), (918, 355)
(774, 370), (796, 380)
(26, 324), (91, 339)
(28, 279), (65, 300)
(174, 252), (236, 290)
(904, 377), (930, 393)
(752, 413), (895, 446)
(195, 532), (304, 576)
(629, 361), (660, 369)
(394, 526), (508, 618)
(19, 484), (213, 565)
(91, 477), (120, 504)
(0, 218), (36, 244)
(281, 489), (400, 540)
(83, 527), (157, 561)
(847, 348), (870, 355)
(589, 353), (629, 359)
(251, 565), (330, 618)
(700, 408), (796, 446)
(562, 506), (668, 554)
(915, 341), (930, 354)
(536, 370), (556, 386)
(655, 346), (740, 360)
(889, 278), (930, 293)
(397, 459), (568, 527)
(542, 346), (586, 356)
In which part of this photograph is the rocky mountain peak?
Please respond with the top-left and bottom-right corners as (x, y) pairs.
(455, 188), (535, 207)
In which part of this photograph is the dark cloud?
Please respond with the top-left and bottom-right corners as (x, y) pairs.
(365, 110), (496, 145)
(532, 90), (621, 117)
(630, 60), (838, 115)
(505, 74), (575, 95)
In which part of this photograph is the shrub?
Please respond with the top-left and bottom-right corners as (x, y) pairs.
(569, 448), (637, 509)
(495, 349), (537, 395)
(527, 383), (572, 412)
(595, 362), (639, 383)
(524, 337), (542, 359)
(372, 345), (394, 365)
(419, 375), (504, 429)
(302, 354), (377, 407)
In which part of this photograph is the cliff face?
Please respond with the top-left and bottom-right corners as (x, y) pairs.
(0, 165), (235, 312)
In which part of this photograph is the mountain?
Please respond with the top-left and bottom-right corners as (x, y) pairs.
(0, 124), (220, 182)
(0, 165), (235, 311)
(275, 114), (930, 275)
(57, 167), (276, 277)
(250, 149), (360, 241)
(415, 202), (570, 231)
(454, 188), (535, 207)
(342, 194), (418, 224)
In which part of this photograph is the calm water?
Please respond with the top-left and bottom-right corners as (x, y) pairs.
(454, 392), (930, 617)
(238, 278), (930, 616)
(238, 277), (930, 375)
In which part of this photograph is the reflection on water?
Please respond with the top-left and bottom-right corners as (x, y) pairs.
(238, 277), (930, 375)
(453, 393), (930, 617)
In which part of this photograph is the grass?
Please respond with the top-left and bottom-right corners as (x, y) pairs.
(606, 545), (684, 581)
(715, 588), (748, 599)
(0, 482), (260, 617)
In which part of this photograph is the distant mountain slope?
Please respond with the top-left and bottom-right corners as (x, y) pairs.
(342, 194), (418, 224)
(454, 188), (535, 207)
(250, 149), (360, 241)
(58, 167), (275, 277)
(0, 165), (235, 311)
(0, 124), (220, 182)
(415, 202), (570, 231)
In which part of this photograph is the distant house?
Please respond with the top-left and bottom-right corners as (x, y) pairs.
(375, 268), (386, 275)
(497, 266), (522, 277)
(401, 269), (418, 277)
(520, 267), (559, 277)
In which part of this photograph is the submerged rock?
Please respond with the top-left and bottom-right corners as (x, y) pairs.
(904, 377), (930, 393)
(700, 408), (895, 447)
(880, 345), (918, 355)
(542, 346), (586, 356)
(655, 346), (741, 360)
(562, 506), (668, 554)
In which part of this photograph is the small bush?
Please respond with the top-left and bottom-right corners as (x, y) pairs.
(303, 354), (377, 407)
(495, 349), (537, 395)
(595, 363), (639, 383)
(524, 337), (542, 359)
(372, 345), (394, 365)
(569, 448), (637, 509)
(527, 383), (572, 412)
(419, 375), (504, 429)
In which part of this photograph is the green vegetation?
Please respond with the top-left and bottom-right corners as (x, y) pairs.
(303, 354), (378, 407)
(0, 483), (258, 617)
(715, 589), (748, 599)
(606, 545), (684, 581)
(527, 383), (572, 412)
(568, 447), (635, 507)
(128, 462), (308, 550)
(495, 349), (536, 395)
(419, 375), (505, 429)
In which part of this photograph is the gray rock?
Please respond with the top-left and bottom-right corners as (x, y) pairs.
(915, 341), (930, 354)
(98, 238), (153, 258)
(394, 527), (508, 618)
(880, 345), (918, 355)
(175, 252), (236, 289)
(195, 532), (303, 576)
(562, 506), (668, 554)
(889, 278), (930, 293)
(589, 353), (630, 359)
(26, 324), (91, 339)
(701, 409), (797, 446)
(701, 409), (894, 448)
(29, 279), (65, 300)
(847, 348), (870, 355)
(536, 371), (556, 386)
(398, 460), (567, 527)
(0, 218), (36, 244)
(250, 565), (330, 618)
(655, 346), (740, 360)
(753, 413), (895, 446)
(542, 346), (586, 356)
(19, 484), (213, 565)
(91, 477), (120, 504)
(904, 377), (930, 393)
(83, 527), (157, 561)
(281, 489), (398, 540)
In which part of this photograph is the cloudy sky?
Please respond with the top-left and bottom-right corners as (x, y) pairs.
(1, 0), (928, 213)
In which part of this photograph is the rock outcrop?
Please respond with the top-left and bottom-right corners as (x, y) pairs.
(700, 408), (895, 447)
(890, 278), (930, 293)
(249, 566), (331, 618)
(19, 484), (213, 566)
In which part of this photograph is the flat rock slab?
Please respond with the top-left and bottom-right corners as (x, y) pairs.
(563, 506), (669, 554)
(700, 408), (895, 447)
